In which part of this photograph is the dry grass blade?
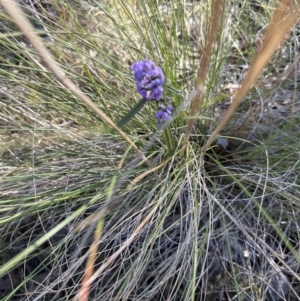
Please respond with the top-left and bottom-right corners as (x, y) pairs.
(77, 218), (105, 301)
(180, 0), (225, 157)
(127, 158), (169, 190)
(0, 0), (155, 173)
(202, 0), (300, 154)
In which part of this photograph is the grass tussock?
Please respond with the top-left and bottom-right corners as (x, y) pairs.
(0, 0), (300, 300)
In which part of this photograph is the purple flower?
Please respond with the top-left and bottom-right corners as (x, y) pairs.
(131, 60), (165, 101)
(148, 85), (163, 101)
(159, 104), (173, 115)
(155, 103), (174, 126)
(155, 110), (170, 126)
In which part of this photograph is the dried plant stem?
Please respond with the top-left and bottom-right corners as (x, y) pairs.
(0, 0), (154, 172)
(180, 0), (225, 158)
(77, 218), (105, 301)
(201, 0), (300, 155)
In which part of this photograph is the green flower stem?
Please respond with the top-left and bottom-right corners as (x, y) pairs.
(117, 98), (148, 128)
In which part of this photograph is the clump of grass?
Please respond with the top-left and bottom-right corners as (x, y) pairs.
(0, 0), (300, 301)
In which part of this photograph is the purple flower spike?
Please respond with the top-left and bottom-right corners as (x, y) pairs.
(166, 105), (173, 114)
(155, 104), (174, 127)
(148, 85), (164, 101)
(155, 110), (170, 126)
(131, 63), (146, 82)
(131, 60), (165, 101)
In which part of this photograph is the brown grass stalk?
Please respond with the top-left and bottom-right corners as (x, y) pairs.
(180, 0), (225, 157)
(76, 218), (105, 301)
(201, 0), (300, 155)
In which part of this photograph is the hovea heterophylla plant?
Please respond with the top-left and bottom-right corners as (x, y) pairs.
(118, 59), (175, 157)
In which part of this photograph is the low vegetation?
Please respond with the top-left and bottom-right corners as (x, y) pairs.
(0, 0), (300, 300)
